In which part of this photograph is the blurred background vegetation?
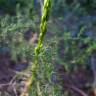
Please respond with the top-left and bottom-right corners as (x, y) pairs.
(0, 0), (96, 96)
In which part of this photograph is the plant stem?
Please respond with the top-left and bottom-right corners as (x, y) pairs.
(20, 0), (51, 96)
(64, 84), (88, 96)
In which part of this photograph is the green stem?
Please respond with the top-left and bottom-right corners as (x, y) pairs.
(32, 0), (51, 82)
(20, 0), (51, 96)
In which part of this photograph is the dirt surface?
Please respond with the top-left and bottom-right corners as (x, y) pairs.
(0, 49), (29, 95)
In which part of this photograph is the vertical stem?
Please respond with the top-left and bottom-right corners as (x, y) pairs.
(20, 0), (51, 96)
(32, 0), (51, 86)
(39, 0), (43, 15)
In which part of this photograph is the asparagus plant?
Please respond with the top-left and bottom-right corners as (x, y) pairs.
(20, 0), (51, 96)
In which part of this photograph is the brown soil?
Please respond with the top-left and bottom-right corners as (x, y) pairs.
(0, 52), (29, 96)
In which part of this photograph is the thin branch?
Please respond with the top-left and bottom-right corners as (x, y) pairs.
(36, 81), (43, 96)
(64, 84), (88, 96)
(12, 82), (18, 96)
(0, 75), (17, 88)
(39, 0), (43, 16)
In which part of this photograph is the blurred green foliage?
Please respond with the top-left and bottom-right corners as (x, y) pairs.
(51, 0), (96, 17)
(0, 0), (96, 96)
(0, 0), (34, 14)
